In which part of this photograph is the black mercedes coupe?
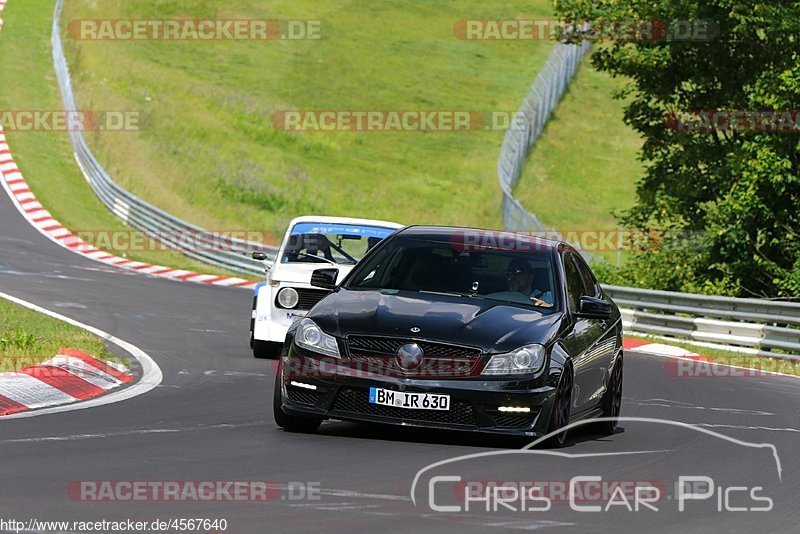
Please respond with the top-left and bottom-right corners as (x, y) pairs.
(273, 226), (623, 446)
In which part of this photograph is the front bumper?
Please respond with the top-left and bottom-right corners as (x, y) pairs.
(278, 352), (558, 437)
(253, 285), (310, 343)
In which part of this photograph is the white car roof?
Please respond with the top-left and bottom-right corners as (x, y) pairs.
(286, 215), (403, 230)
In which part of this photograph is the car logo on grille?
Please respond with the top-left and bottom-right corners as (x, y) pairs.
(396, 343), (424, 371)
(410, 327), (421, 333)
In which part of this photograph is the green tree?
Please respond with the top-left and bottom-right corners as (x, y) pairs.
(555, 0), (800, 298)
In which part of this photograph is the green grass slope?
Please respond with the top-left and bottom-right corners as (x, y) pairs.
(58, 0), (556, 239)
(514, 56), (644, 263)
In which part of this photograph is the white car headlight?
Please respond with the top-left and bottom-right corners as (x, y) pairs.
(482, 344), (546, 376)
(277, 287), (299, 309)
(295, 318), (340, 357)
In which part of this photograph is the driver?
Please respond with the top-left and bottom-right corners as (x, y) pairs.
(505, 258), (553, 307)
(304, 233), (335, 261)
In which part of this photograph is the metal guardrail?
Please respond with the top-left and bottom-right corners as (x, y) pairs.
(497, 41), (590, 236)
(604, 285), (800, 360)
(51, 0), (276, 278)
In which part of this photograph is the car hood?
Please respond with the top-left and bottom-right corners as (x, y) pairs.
(308, 289), (565, 353)
(269, 263), (356, 285)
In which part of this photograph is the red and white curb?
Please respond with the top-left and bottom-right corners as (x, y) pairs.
(0, 291), (163, 419)
(623, 338), (699, 358)
(0, 127), (257, 290)
(0, 1), (256, 290)
(0, 349), (133, 416)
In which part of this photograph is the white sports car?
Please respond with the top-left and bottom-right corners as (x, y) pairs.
(249, 215), (403, 358)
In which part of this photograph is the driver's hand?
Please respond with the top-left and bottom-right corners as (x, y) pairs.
(531, 297), (552, 307)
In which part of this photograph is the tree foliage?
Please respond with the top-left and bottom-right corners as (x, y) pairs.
(555, 0), (800, 298)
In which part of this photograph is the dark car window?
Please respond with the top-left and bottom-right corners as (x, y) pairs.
(346, 236), (560, 312)
(563, 252), (590, 311)
(573, 253), (599, 298)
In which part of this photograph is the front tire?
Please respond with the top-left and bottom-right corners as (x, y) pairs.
(596, 355), (623, 435)
(542, 367), (572, 448)
(272, 364), (322, 433)
(253, 339), (282, 359)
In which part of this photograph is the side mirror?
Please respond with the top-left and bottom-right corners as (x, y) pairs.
(252, 251), (273, 272)
(310, 268), (339, 290)
(576, 296), (612, 319)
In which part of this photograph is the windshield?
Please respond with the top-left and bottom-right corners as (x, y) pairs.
(281, 222), (397, 265)
(346, 236), (560, 311)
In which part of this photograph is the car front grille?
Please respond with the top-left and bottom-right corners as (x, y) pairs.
(345, 335), (482, 378)
(347, 336), (481, 358)
(332, 387), (476, 427)
(275, 288), (331, 310)
(492, 413), (536, 428)
(297, 288), (330, 310)
(286, 385), (322, 406)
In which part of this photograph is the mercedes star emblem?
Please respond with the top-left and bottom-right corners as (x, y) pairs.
(395, 343), (424, 371)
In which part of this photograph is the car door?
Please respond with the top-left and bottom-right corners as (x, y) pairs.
(559, 251), (609, 414)
(572, 253), (617, 408)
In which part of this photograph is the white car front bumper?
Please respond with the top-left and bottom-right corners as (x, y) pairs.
(252, 283), (314, 344)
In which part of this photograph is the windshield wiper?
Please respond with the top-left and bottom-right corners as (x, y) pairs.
(294, 252), (337, 265)
(418, 290), (476, 298)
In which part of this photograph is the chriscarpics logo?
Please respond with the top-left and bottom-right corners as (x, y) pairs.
(410, 418), (782, 527)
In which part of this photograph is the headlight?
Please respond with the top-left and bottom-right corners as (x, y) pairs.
(295, 318), (340, 357)
(482, 344), (546, 376)
(277, 287), (299, 309)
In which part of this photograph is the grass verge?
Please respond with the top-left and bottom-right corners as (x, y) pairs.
(0, 297), (121, 372)
(514, 54), (643, 264)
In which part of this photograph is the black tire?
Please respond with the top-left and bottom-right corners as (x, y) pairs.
(253, 340), (282, 359)
(596, 356), (623, 435)
(542, 367), (572, 448)
(249, 296), (258, 349)
(272, 366), (322, 433)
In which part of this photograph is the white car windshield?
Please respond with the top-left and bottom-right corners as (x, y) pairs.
(281, 222), (396, 265)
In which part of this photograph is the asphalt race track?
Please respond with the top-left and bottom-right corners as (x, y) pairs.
(2, 188), (800, 533)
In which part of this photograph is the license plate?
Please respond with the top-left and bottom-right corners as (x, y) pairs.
(369, 387), (450, 411)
